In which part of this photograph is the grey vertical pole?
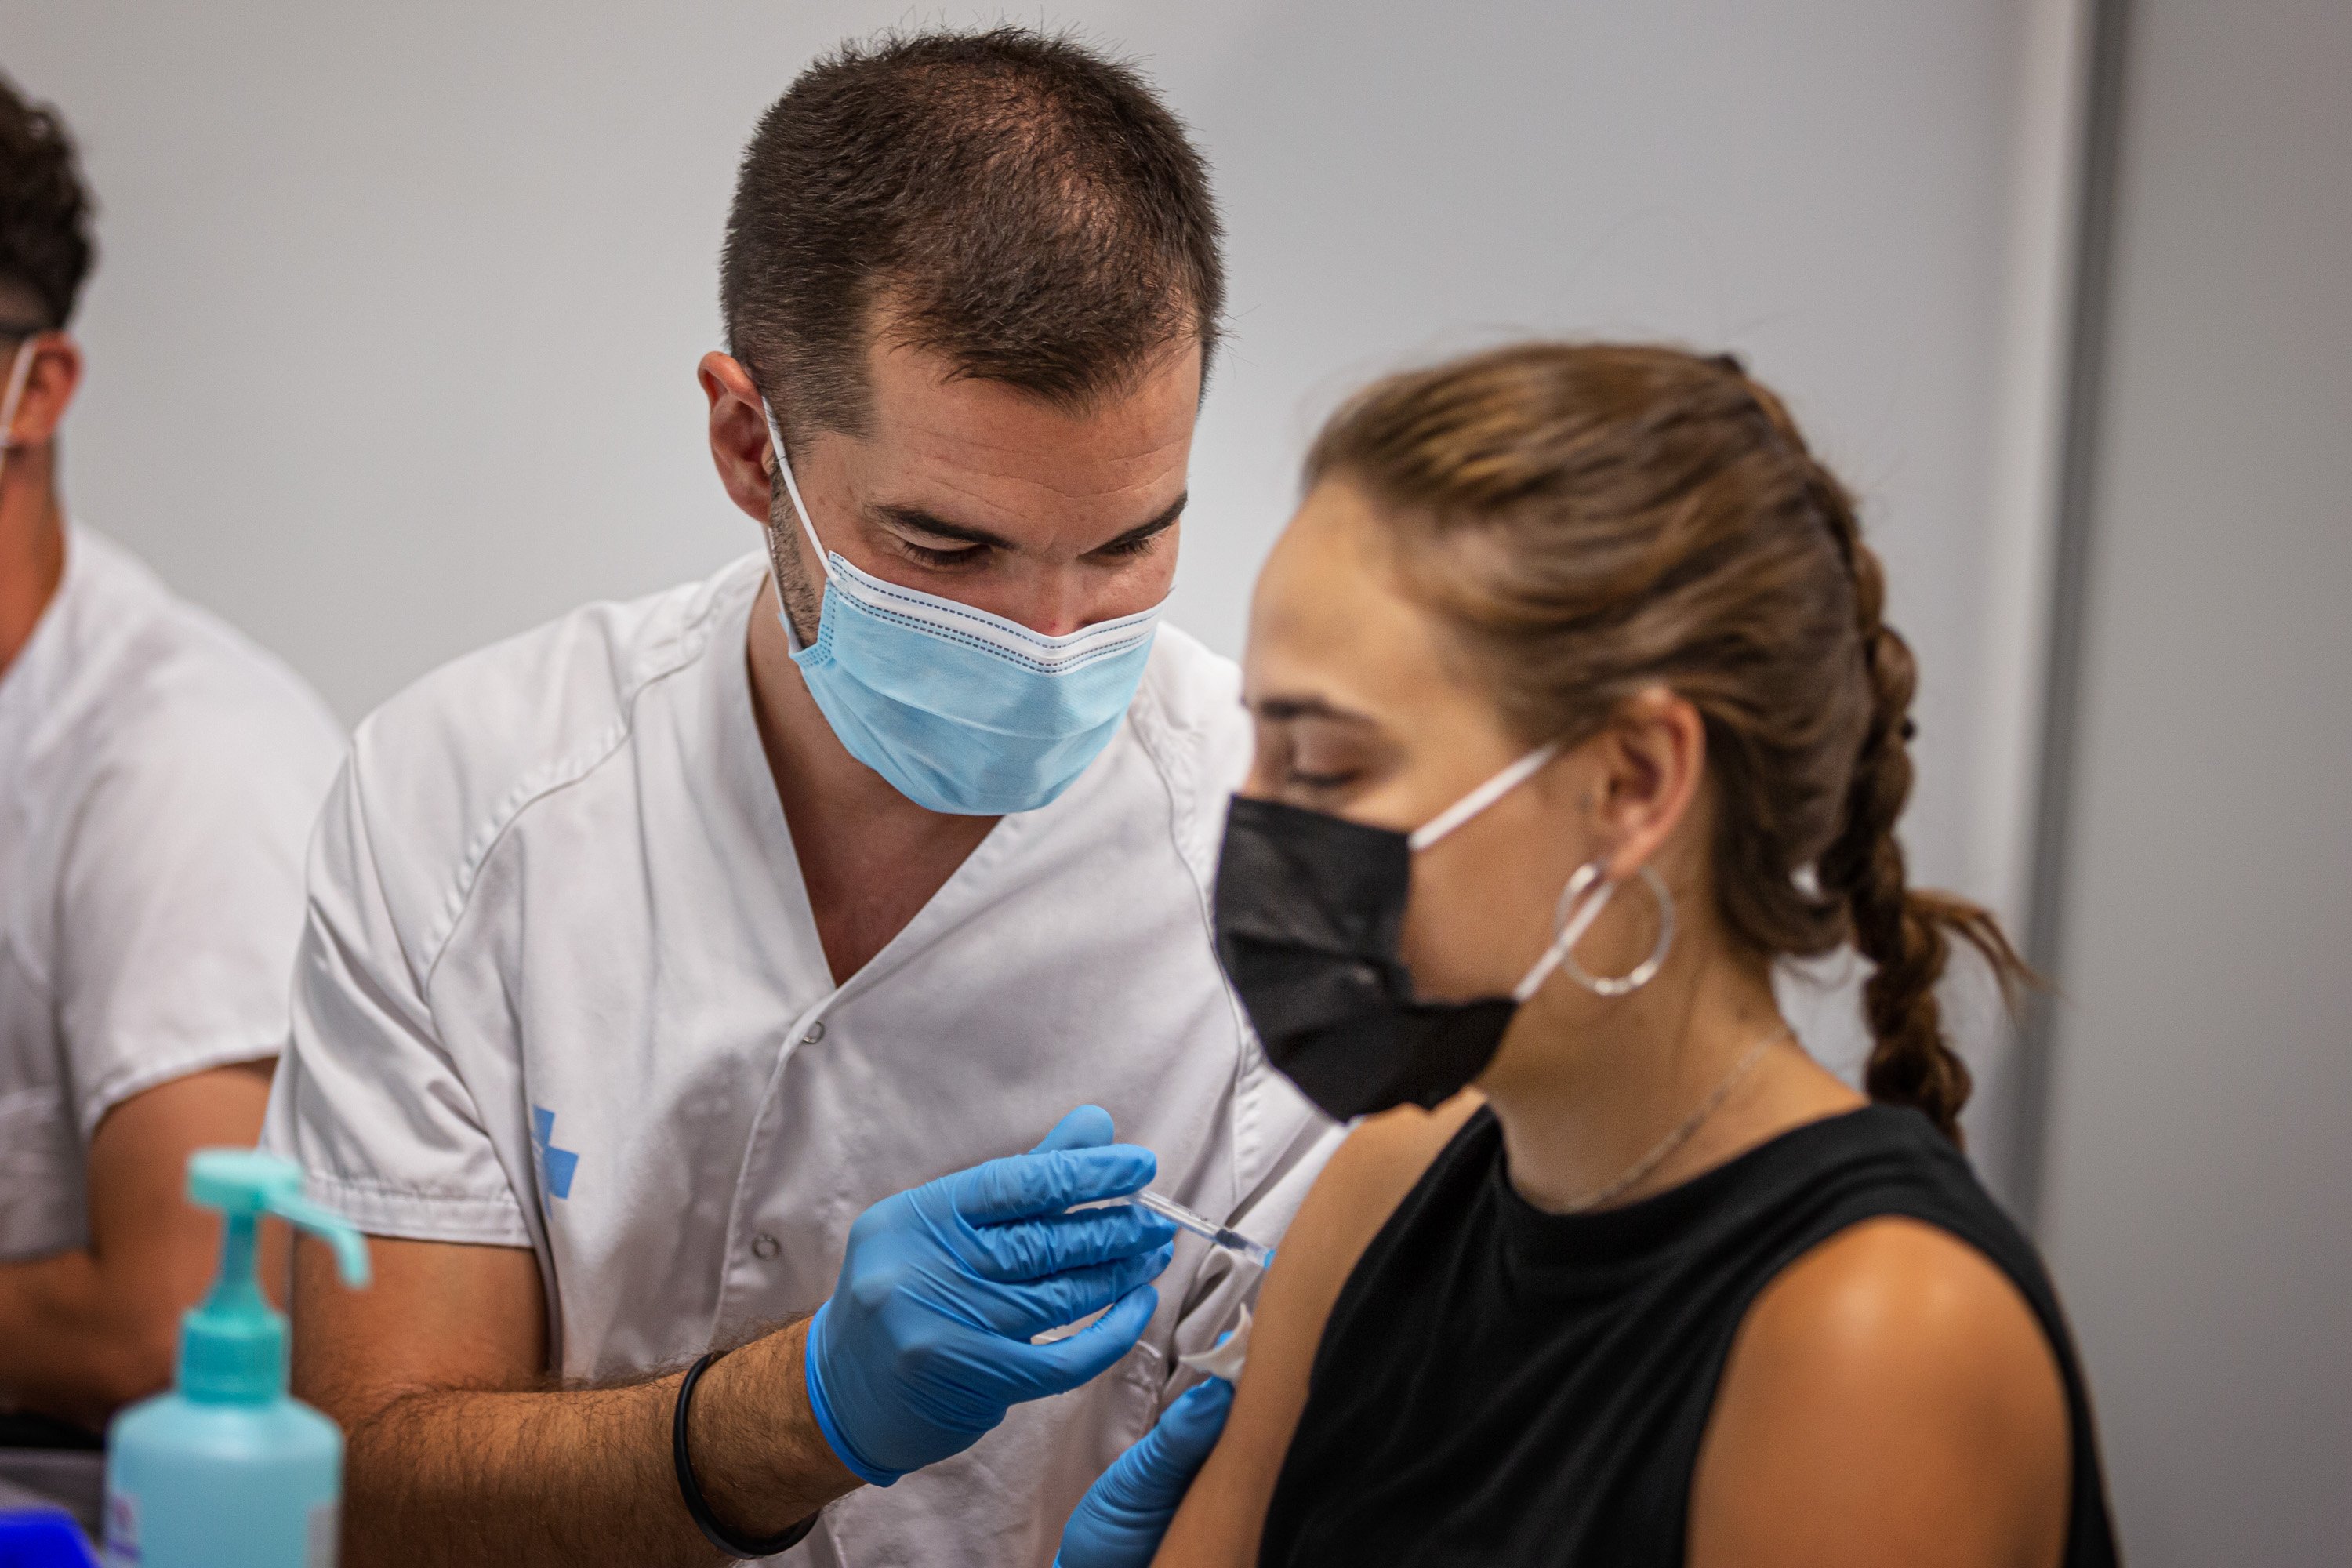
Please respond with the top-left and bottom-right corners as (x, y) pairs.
(2011, 0), (2134, 1229)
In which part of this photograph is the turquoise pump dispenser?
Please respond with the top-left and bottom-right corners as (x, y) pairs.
(103, 1151), (369, 1568)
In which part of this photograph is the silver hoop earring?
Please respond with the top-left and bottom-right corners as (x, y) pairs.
(1552, 862), (1675, 998)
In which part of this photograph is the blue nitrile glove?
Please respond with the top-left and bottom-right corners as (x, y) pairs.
(803, 1105), (1178, 1486)
(1054, 1376), (1236, 1568)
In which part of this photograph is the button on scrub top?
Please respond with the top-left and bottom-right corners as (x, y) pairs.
(261, 552), (1332, 1566)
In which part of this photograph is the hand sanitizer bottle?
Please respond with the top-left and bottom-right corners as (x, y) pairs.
(103, 1150), (370, 1568)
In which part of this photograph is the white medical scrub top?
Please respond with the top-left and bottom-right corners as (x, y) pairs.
(260, 552), (1334, 1566)
(0, 524), (343, 1261)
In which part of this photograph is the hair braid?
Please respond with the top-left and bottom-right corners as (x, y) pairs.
(1763, 401), (2024, 1143)
(1817, 543), (1973, 1138)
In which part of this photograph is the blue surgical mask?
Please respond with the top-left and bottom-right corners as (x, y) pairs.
(759, 403), (1163, 815)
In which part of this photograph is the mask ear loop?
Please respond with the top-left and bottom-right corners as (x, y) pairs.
(1515, 862), (1676, 1002)
(1408, 742), (1560, 852)
(758, 400), (832, 652)
(0, 339), (38, 495)
(758, 401), (829, 572)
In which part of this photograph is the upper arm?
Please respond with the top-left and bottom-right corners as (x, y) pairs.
(1154, 1095), (1482, 1568)
(55, 705), (329, 1137)
(270, 760), (546, 1427)
(85, 1061), (276, 1298)
(1689, 1218), (2071, 1568)
(22, 1063), (280, 1411)
(292, 1234), (546, 1428)
(1165, 1102), (1346, 1381)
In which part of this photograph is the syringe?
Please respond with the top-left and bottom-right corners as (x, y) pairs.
(1036, 1192), (1272, 1345)
(1126, 1189), (1274, 1270)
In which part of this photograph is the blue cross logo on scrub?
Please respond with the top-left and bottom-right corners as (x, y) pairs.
(759, 400), (1164, 815)
(531, 1106), (579, 1203)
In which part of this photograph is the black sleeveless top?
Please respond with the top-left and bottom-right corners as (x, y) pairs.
(1261, 1105), (2118, 1566)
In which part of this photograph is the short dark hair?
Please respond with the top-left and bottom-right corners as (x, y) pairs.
(721, 27), (1223, 440)
(0, 71), (94, 332)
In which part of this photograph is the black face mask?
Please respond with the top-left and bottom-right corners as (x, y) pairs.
(1211, 795), (1521, 1122)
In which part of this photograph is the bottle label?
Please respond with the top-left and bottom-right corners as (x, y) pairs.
(101, 1488), (140, 1566)
(307, 1499), (340, 1568)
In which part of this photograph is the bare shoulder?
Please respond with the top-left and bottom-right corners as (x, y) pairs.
(1690, 1216), (2072, 1568)
(1248, 1090), (1483, 1390)
(1154, 1094), (1481, 1567)
(1276, 1092), (1484, 1288)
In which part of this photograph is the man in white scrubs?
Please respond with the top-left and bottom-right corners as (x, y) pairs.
(263, 29), (1330, 1566)
(0, 74), (344, 1438)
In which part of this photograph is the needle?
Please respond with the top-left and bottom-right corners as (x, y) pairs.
(1127, 1190), (1273, 1269)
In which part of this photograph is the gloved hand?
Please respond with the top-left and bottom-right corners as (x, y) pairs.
(1054, 1376), (1236, 1568)
(803, 1105), (1178, 1486)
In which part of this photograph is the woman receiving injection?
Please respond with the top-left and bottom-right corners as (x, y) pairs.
(1056, 342), (2118, 1568)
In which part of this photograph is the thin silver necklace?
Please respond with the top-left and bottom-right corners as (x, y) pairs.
(1560, 1029), (1788, 1214)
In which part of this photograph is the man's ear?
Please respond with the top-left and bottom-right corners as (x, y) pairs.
(1592, 684), (1707, 880)
(5, 333), (82, 448)
(699, 351), (775, 525)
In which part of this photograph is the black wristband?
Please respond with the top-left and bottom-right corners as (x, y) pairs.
(673, 1348), (821, 1559)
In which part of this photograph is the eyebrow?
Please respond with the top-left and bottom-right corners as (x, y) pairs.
(1251, 693), (1376, 724)
(873, 492), (1189, 555)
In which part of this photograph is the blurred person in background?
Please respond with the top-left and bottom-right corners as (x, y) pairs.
(262, 27), (1324, 1568)
(0, 71), (343, 1442)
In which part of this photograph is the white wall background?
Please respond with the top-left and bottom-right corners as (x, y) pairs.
(2034, 1), (2352, 1561)
(4, 0), (2084, 1180)
(0, 0), (2135, 1370)
(1, 0), (2058, 895)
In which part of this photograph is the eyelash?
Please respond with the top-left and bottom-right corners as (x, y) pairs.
(901, 541), (986, 569)
(896, 530), (1163, 569)
(1287, 767), (1361, 792)
(1094, 531), (1164, 560)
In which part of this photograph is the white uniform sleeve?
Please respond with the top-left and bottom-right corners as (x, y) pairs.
(260, 760), (532, 1247)
(55, 707), (335, 1138)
